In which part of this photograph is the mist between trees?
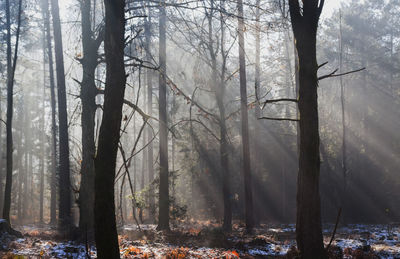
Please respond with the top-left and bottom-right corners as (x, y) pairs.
(0, 0), (399, 258)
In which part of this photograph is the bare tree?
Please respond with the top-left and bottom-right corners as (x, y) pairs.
(237, 0), (253, 233)
(288, 0), (326, 258)
(50, 0), (72, 229)
(78, 0), (103, 236)
(3, 0), (22, 223)
(41, 0), (58, 225)
(145, 14), (155, 222)
(94, 0), (126, 257)
(157, 0), (170, 231)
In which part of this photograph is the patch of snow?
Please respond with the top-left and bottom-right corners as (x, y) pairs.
(335, 239), (364, 249)
(248, 248), (269, 256)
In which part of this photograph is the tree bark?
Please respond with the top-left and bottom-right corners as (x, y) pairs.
(339, 10), (347, 221)
(3, 0), (22, 223)
(50, 0), (72, 229)
(207, 0), (231, 232)
(237, 0), (253, 232)
(289, 0), (326, 258)
(253, 0), (261, 226)
(78, 0), (102, 236)
(145, 18), (155, 222)
(40, 0), (58, 225)
(40, 26), (47, 223)
(94, 0), (125, 257)
(157, 0), (170, 231)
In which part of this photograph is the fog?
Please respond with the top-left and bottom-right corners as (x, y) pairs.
(0, 0), (399, 257)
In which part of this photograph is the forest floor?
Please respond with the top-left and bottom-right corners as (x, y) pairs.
(0, 221), (399, 258)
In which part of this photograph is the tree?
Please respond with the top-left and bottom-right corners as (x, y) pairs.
(94, 0), (125, 257)
(237, 0), (253, 233)
(145, 14), (155, 222)
(50, 0), (72, 229)
(339, 10), (347, 219)
(288, 0), (326, 258)
(213, 0), (231, 232)
(157, 0), (170, 231)
(169, 0), (233, 230)
(40, 25), (46, 223)
(3, 0), (22, 223)
(78, 0), (103, 236)
(253, 0), (261, 226)
(41, 0), (58, 225)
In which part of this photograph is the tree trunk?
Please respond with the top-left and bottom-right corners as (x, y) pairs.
(16, 116), (23, 222)
(339, 10), (347, 222)
(78, 0), (101, 236)
(3, 0), (22, 223)
(253, 0), (261, 225)
(157, 0), (170, 231)
(206, 0), (231, 232)
(94, 0), (125, 257)
(41, 0), (58, 225)
(237, 0), (253, 232)
(140, 111), (146, 223)
(289, 0), (326, 258)
(50, 0), (72, 229)
(28, 147), (33, 221)
(40, 37), (46, 223)
(145, 17), (155, 223)
(22, 138), (28, 222)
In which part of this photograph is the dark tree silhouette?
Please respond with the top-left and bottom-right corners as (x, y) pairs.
(237, 0), (253, 233)
(145, 15), (155, 223)
(78, 0), (103, 236)
(157, 0), (170, 231)
(3, 0), (22, 223)
(41, 0), (58, 225)
(51, 0), (72, 230)
(94, 0), (126, 257)
(289, 0), (326, 258)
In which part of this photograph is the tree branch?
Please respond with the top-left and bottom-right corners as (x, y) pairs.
(318, 61), (328, 70)
(262, 98), (298, 110)
(258, 116), (299, 122)
(318, 67), (365, 81)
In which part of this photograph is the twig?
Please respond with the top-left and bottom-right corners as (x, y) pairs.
(318, 61), (329, 69)
(326, 207), (342, 250)
(262, 98), (298, 110)
(258, 116), (299, 122)
(118, 142), (142, 231)
(319, 67), (365, 81)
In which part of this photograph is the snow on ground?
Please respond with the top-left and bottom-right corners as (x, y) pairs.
(1, 223), (399, 258)
(8, 238), (95, 258)
(332, 224), (400, 258)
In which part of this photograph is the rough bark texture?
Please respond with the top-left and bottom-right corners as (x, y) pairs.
(94, 0), (125, 257)
(50, 0), (72, 229)
(78, 0), (102, 236)
(289, 0), (326, 258)
(237, 0), (253, 232)
(157, 0), (170, 231)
